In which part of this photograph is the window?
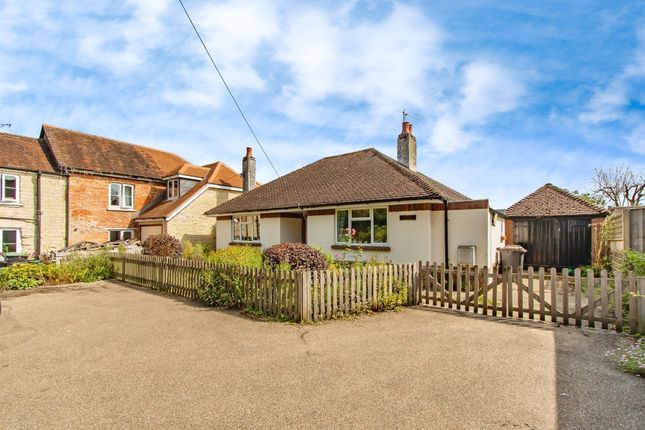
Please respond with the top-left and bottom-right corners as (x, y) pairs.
(232, 215), (260, 242)
(167, 179), (179, 199)
(0, 229), (20, 254)
(108, 184), (134, 209)
(336, 208), (388, 245)
(0, 174), (19, 202)
(108, 229), (135, 242)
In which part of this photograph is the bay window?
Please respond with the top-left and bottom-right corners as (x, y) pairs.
(109, 183), (134, 210)
(0, 229), (20, 254)
(232, 215), (260, 242)
(336, 208), (387, 245)
(0, 174), (19, 202)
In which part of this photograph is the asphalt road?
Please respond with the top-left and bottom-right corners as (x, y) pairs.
(1, 281), (643, 429)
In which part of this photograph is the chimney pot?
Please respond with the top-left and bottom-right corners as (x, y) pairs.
(242, 147), (256, 192)
(397, 122), (417, 172)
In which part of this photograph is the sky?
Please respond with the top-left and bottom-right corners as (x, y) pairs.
(0, 0), (644, 208)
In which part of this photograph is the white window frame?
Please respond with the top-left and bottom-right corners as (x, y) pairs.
(335, 207), (388, 246)
(107, 229), (135, 242)
(0, 174), (20, 203)
(108, 183), (134, 210)
(231, 214), (260, 243)
(167, 179), (179, 200)
(0, 228), (21, 254)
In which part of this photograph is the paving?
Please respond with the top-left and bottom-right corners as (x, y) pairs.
(1, 281), (643, 429)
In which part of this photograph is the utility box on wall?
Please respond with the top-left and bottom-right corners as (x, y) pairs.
(457, 245), (477, 265)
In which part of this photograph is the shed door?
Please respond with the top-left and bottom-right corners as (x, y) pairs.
(514, 217), (592, 269)
(140, 225), (163, 242)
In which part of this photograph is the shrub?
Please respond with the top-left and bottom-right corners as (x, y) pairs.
(206, 246), (262, 267)
(613, 250), (645, 276)
(142, 234), (182, 258)
(263, 243), (328, 271)
(197, 271), (244, 308)
(376, 280), (408, 311)
(605, 337), (645, 375)
(0, 254), (114, 290)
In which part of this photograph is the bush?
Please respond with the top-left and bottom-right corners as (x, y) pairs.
(142, 234), (182, 258)
(206, 246), (263, 267)
(613, 250), (645, 276)
(376, 280), (408, 311)
(263, 243), (328, 271)
(197, 271), (244, 308)
(182, 241), (211, 261)
(0, 254), (114, 290)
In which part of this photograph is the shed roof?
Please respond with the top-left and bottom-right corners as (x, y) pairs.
(206, 148), (469, 215)
(505, 183), (607, 218)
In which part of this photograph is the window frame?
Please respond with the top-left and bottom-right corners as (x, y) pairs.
(167, 179), (180, 200)
(0, 174), (20, 203)
(0, 228), (21, 254)
(108, 183), (135, 210)
(231, 214), (260, 243)
(107, 229), (136, 242)
(335, 207), (388, 246)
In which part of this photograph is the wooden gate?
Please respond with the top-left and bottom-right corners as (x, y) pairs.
(513, 217), (592, 268)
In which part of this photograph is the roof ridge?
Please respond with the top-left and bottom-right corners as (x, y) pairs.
(0, 130), (38, 141)
(42, 123), (188, 162)
(545, 183), (607, 213)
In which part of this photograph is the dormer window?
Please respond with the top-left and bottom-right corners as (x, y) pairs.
(168, 179), (179, 199)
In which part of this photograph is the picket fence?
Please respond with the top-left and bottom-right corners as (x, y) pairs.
(109, 254), (645, 333)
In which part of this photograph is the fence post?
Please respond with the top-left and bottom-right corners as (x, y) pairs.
(638, 276), (645, 334)
(121, 254), (126, 282)
(296, 270), (310, 323)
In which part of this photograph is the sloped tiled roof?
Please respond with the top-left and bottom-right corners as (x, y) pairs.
(0, 131), (56, 173)
(505, 183), (608, 218)
(136, 162), (243, 220)
(41, 124), (187, 179)
(206, 148), (469, 215)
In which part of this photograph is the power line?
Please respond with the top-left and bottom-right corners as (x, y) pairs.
(177, 0), (280, 177)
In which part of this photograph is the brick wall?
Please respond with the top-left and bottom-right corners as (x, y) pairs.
(68, 173), (164, 244)
(504, 219), (514, 245)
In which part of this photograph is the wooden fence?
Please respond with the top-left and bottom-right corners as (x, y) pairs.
(109, 254), (645, 332)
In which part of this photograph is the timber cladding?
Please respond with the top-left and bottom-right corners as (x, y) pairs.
(260, 212), (303, 219)
(389, 200), (488, 212)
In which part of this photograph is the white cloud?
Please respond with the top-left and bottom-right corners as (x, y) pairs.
(430, 61), (525, 153)
(627, 125), (645, 154)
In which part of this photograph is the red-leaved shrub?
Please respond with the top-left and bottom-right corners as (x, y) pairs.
(142, 234), (182, 258)
(263, 243), (328, 270)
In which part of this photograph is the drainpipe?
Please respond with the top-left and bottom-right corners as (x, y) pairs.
(443, 199), (449, 267)
(35, 170), (42, 257)
(65, 173), (70, 247)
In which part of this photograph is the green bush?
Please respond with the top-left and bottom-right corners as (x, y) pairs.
(197, 271), (244, 308)
(0, 254), (114, 290)
(182, 241), (211, 261)
(613, 250), (645, 275)
(376, 280), (408, 311)
(206, 246), (263, 267)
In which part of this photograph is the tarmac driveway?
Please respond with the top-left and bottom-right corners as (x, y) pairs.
(1, 281), (643, 429)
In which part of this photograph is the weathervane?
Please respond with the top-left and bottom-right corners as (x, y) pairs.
(401, 109), (419, 123)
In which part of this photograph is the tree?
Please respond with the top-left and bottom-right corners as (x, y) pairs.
(570, 190), (606, 208)
(591, 165), (644, 207)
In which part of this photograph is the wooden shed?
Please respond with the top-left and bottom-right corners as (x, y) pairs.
(504, 183), (607, 269)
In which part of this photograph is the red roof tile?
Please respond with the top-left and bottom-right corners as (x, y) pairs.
(206, 148), (469, 215)
(41, 124), (187, 179)
(0, 131), (56, 173)
(505, 183), (607, 218)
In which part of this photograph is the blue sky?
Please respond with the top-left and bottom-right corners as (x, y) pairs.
(0, 0), (644, 208)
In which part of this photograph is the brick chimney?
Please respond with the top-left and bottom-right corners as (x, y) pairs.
(242, 147), (256, 192)
(397, 121), (417, 171)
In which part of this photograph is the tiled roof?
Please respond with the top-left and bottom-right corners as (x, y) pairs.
(41, 124), (187, 179)
(206, 148), (470, 215)
(136, 162), (243, 220)
(0, 131), (56, 173)
(505, 183), (608, 218)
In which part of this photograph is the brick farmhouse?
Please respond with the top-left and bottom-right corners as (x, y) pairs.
(0, 125), (243, 256)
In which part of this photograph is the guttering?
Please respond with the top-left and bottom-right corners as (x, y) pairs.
(444, 198), (449, 267)
(36, 170), (42, 256)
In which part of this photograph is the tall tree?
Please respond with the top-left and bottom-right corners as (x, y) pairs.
(592, 165), (644, 207)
